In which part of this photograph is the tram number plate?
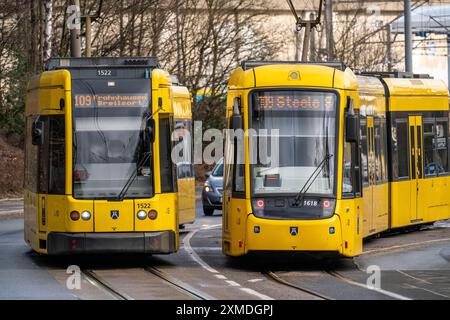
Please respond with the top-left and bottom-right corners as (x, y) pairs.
(97, 69), (117, 77)
(137, 203), (151, 209)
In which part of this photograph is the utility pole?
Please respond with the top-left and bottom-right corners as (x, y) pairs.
(302, 20), (312, 61)
(310, 13), (316, 61)
(85, 15), (92, 57)
(295, 30), (301, 61)
(70, 0), (81, 57)
(325, 0), (334, 61)
(404, 0), (413, 72)
(287, 0), (323, 62)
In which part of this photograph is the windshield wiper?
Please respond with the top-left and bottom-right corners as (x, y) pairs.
(115, 151), (151, 201)
(292, 153), (333, 207)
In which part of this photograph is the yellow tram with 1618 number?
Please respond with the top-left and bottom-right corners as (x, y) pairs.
(222, 61), (450, 257)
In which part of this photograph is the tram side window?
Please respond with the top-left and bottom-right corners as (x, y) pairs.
(232, 129), (245, 195)
(374, 119), (382, 183)
(425, 117), (449, 176)
(360, 117), (369, 185)
(174, 119), (193, 179)
(48, 116), (66, 194)
(160, 117), (176, 193)
(380, 119), (388, 182)
(343, 115), (361, 197)
(38, 117), (49, 194)
(424, 120), (435, 176)
(342, 142), (353, 194)
(435, 118), (449, 174)
(25, 117), (38, 193)
(394, 120), (409, 179)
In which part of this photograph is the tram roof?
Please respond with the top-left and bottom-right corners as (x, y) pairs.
(45, 57), (159, 70)
(229, 61), (358, 90)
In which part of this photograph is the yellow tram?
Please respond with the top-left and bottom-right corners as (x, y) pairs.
(222, 61), (450, 257)
(24, 57), (194, 255)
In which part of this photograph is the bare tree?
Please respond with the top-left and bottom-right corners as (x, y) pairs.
(43, 0), (54, 61)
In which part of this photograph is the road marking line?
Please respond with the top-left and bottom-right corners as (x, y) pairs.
(239, 288), (274, 300)
(363, 238), (450, 255)
(0, 198), (23, 202)
(403, 283), (450, 299)
(215, 274), (227, 280)
(248, 278), (264, 283)
(328, 271), (411, 300)
(396, 270), (432, 285)
(226, 280), (241, 287)
(183, 224), (274, 300)
(183, 224), (221, 274)
(0, 210), (23, 215)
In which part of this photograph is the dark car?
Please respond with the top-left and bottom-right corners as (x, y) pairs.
(202, 158), (224, 216)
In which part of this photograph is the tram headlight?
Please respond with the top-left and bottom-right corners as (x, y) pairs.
(137, 210), (147, 220)
(148, 210), (158, 220)
(81, 210), (91, 221)
(70, 211), (80, 221)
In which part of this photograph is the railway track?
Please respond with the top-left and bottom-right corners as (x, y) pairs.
(82, 267), (214, 300)
(144, 266), (214, 300)
(82, 270), (133, 300)
(265, 268), (412, 300)
(264, 270), (333, 300)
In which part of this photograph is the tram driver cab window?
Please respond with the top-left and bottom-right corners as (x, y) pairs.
(343, 99), (361, 198)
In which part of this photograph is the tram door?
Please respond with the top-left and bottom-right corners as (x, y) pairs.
(408, 115), (424, 223)
(364, 116), (375, 234)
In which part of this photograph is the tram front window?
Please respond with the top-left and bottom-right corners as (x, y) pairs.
(72, 78), (153, 200)
(250, 90), (337, 197)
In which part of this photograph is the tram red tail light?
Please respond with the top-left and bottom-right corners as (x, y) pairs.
(70, 211), (80, 221)
(148, 210), (158, 220)
(255, 199), (265, 209)
(323, 200), (331, 208)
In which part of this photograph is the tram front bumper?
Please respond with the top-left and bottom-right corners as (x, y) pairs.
(244, 214), (343, 254)
(47, 231), (176, 255)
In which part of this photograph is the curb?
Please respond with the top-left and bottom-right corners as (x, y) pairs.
(0, 198), (23, 202)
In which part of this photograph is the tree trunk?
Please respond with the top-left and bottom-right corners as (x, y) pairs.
(43, 0), (53, 62)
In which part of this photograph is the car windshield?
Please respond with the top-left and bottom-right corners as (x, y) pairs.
(72, 78), (153, 199)
(250, 90), (337, 196)
(212, 160), (224, 177)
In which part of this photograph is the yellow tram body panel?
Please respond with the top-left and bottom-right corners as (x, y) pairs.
(356, 76), (389, 237)
(24, 58), (182, 255)
(172, 85), (196, 226)
(383, 77), (450, 229)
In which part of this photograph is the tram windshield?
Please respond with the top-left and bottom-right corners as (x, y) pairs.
(250, 90), (337, 196)
(72, 78), (153, 199)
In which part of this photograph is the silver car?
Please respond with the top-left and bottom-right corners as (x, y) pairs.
(201, 159), (224, 216)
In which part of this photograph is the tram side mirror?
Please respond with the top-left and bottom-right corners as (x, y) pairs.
(146, 118), (156, 143)
(345, 113), (359, 143)
(32, 121), (44, 146)
(231, 114), (243, 131)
